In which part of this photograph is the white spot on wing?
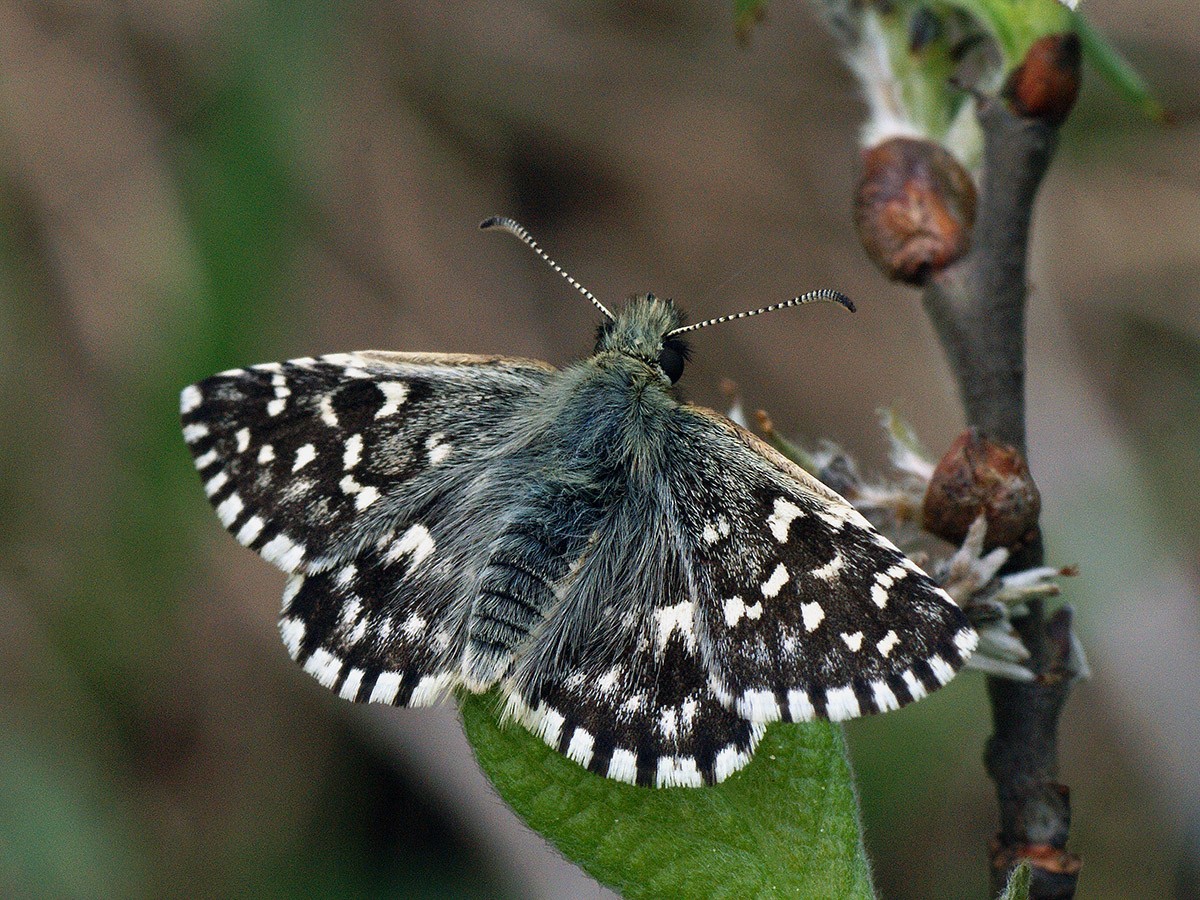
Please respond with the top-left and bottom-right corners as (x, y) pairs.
(375, 381), (410, 418)
(303, 648), (343, 688)
(788, 689), (816, 721)
(929, 654), (955, 685)
(204, 471), (229, 498)
(841, 631), (864, 652)
(738, 689), (781, 722)
(597, 666), (623, 693)
(761, 563), (789, 598)
(292, 443), (316, 472)
(236, 515), (264, 545)
(193, 448), (219, 470)
(816, 502), (872, 530)
(681, 696), (699, 728)
(723, 595), (764, 628)
(871, 680), (901, 712)
(180, 384), (202, 414)
(766, 498), (804, 543)
(280, 575), (303, 613)
(235, 428), (250, 453)
(369, 671), (403, 704)
(621, 693), (646, 715)
(426, 433), (451, 465)
(339, 475), (379, 510)
(402, 613), (427, 637)
(279, 617), (305, 659)
(340, 668), (364, 700)
(216, 493), (244, 527)
(703, 517), (731, 545)
(954, 627), (979, 658)
(385, 524), (435, 567)
(343, 434), (363, 470)
(258, 444), (275, 464)
(652, 600), (695, 651)
(656, 756), (703, 788)
(338, 597), (363, 630)
(183, 423), (209, 443)
(713, 744), (751, 783)
(566, 728), (595, 768)
(533, 704), (565, 747)
(266, 397), (286, 417)
(410, 673), (454, 705)
(826, 685), (861, 721)
(871, 583), (890, 609)
(876, 630), (900, 657)
(261, 533), (305, 571)
(607, 748), (638, 784)
(902, 669), (927, 700)
(319, 395), (338, 427)
(658, 708), (679, 739)
(801, 601), (825, 632)
(810, 553), (845, 582)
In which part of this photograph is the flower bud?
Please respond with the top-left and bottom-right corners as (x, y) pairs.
(1004, 33), (1082, 125)
(923, 429), (1041, 550)
(854, 137), (977, 286)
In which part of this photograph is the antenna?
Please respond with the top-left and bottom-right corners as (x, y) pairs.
(665, 289), (855, 337)
(480, 216), (615, 321)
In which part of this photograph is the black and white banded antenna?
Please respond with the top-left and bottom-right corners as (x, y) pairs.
(480, 216), (616, 321)
(666, 289), (855, 337)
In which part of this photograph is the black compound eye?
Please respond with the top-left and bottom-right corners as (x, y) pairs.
(657, 339), (688, 383)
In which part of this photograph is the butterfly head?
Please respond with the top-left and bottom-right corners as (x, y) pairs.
(481, 215), (853, 386)
(594, 294), (692, 384)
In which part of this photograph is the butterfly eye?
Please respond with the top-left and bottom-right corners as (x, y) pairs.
(658, 340), (688, 383)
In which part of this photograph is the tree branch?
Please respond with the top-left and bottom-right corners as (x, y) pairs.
(921, 87), (1081, 899)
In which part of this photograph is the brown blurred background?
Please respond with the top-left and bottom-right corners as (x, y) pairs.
(1, 1), (1197, 897)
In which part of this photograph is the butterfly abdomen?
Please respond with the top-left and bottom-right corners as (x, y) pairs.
(465, 519), (583, 683)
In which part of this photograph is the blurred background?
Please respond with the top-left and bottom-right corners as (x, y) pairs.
(1, 1), (1197, 897)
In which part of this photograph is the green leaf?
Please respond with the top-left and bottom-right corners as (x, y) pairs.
(1073, 13), (1167, 122)
(461, 692), (874, 899)
(999, 861), (1032, 900)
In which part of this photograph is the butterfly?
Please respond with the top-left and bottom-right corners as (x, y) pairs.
(181, 217), (977, 788)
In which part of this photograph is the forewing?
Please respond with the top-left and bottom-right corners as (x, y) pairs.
(180, 352), (553, 572)
(671, 408), (978, 724)
(182, 351), (555, 705)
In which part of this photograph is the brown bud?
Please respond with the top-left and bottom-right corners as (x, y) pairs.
(923, 429), (1041, 549)
(1004, 33), (1082, 125)
(854, 137), (977, 286)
